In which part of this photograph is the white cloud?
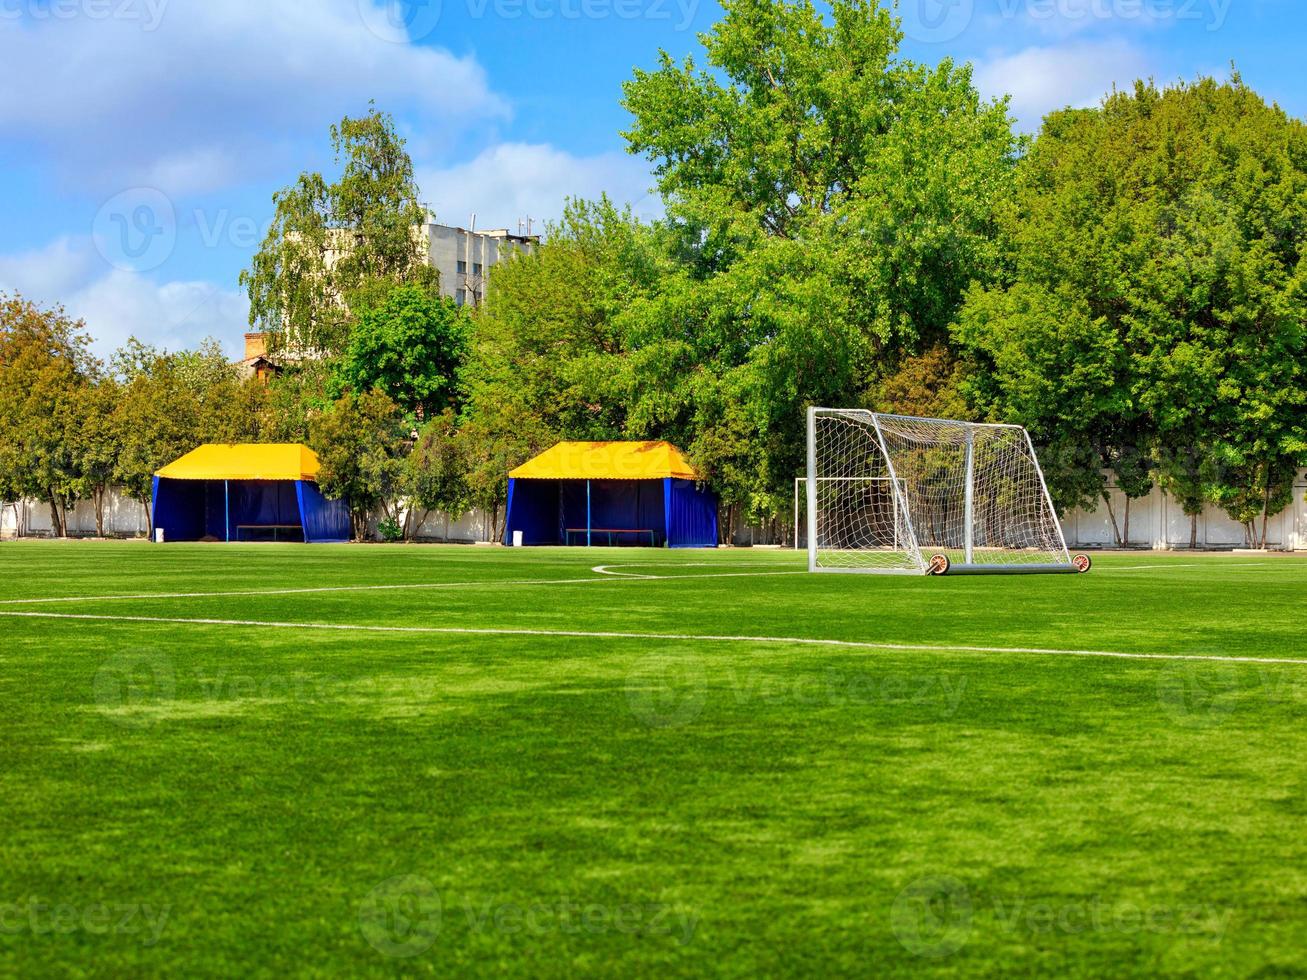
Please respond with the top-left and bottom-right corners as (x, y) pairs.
(0, 237), (247, 358)
(973, 39), (1152, 129)
(418, 143), (661, 232)
(0, 0), (508, 196)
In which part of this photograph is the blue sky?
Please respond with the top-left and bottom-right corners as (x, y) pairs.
(0, 0), (1303, 356)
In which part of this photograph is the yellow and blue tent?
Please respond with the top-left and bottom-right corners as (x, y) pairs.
(504, 441), (718, 548)
(152, 444), (350, 543)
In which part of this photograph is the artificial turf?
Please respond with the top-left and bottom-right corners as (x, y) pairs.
(1, 540), (1305, 977)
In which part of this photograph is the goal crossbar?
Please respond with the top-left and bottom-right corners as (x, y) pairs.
(805, 408), (1085, 577)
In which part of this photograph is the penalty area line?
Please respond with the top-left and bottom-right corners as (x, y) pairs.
(2, 610), (1305, 667)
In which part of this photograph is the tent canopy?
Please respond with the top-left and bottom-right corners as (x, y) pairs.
(155, 443), (321, 482)
(504, 441), (718, 548)
(151, 444), (348, 544)
(509, 441), (699, 481)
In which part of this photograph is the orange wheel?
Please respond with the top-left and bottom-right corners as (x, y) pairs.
(927, 554), (951, 576)
(1073, 554), (1092, 573)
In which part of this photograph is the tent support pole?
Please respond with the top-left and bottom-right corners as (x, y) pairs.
(586, 480), (592, 547)
(224, 480), (230, 543)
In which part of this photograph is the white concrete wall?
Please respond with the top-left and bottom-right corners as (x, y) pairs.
(6, 470), (1305, 549)
(1, 493), (149, 539)
(1063, 469), (1307, 551)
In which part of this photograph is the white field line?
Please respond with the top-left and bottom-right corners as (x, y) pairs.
(0, 568), (806, 606)
(1097, 562), (1294, 572)
(2, 609), (1305, 667)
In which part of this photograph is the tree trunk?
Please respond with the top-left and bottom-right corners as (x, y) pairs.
(443, 512), (450, 543)
(142, 495), (152, 535)
(94, 485), (106, 537)
(1123, 496), (1131, 547)
(1261, 478), (1273, 549)
(47, 495), (63, 538)
(1189, 513), (1198, 551)
(1100, 490), (1123, 547)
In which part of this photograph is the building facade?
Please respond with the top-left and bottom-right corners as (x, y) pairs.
(422, 223), (538, 308)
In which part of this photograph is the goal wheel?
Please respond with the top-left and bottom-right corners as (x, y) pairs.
(1072, 554), (1092, 573)
(927, 554), (951, 576)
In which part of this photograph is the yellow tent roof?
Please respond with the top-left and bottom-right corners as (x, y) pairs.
(155, 444), (321, 482)
(509, 441), (700, 481)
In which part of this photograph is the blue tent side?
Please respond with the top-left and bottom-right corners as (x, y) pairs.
(665, 478), (718, 548)
(152, 476), (206, 542)
(296, 481), (351, 543)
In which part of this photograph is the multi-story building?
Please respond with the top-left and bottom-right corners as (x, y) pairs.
(422, 222), (539, 308)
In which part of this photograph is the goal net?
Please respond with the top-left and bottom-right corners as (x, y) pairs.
(806, 409), (1085, 575)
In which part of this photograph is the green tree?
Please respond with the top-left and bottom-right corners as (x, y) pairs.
(622, 0), (1018, 353)
(241, 104), (437, 355)
(111, 351), (206, 529)
(334, 285), (469, 421)
(461, 197), (665, 523)
(0, 294), (98, 536)
(618, 0), (1019, 523)
(309, 389), (408, 540)
(956, 77), (1307, 545)
(67, 376), (121, 536)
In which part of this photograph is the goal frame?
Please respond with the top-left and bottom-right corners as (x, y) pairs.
(805, 408), (1085, 577)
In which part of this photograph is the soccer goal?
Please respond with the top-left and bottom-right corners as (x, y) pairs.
(806, 408), (1091, 576)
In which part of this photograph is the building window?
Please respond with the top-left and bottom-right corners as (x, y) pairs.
(456, 260), (467, 274)
(455, 289), (466, 306)
(473, 262), (483, 276)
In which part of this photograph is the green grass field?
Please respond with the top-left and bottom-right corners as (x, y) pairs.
(2, 541), (1306, 977)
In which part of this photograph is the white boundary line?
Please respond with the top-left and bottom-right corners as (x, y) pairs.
(2, 610), (1305, 667)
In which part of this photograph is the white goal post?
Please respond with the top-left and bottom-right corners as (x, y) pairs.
(805, 408), (1090, 576)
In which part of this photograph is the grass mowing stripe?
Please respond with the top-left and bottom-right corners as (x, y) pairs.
(0, 568), (808, 605)
(5, 609), (1307, 666)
